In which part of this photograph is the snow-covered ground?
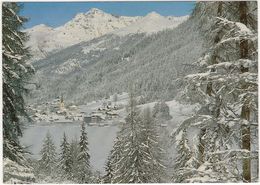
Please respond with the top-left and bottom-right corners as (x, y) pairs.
(20, 94), (198, 174)
(166, 100), (199, 129)
(3, 158), (35, 184)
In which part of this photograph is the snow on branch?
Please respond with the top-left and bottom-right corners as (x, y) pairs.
(216, 17), (253, 35)
(3, 51), (23, 61)
(5, 5), (23, 24)
(172, 115), (213, 140)
(207, 59), (257, 71)
(207, 149), (258, 160)
(186, 71), (211, 80)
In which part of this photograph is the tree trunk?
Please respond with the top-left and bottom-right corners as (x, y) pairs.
(239, 1), (251, 182)
(241, 103), (251, 182)
(198, 128), (206, 164)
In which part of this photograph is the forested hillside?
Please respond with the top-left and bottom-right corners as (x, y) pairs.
(28, 16), (205, 104)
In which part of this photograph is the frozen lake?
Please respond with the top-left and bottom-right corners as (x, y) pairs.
(20, 122), (119, 174)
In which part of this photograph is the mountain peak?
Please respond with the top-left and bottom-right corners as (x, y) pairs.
(35, 24), (52, 28)
(87, 8), (105, 15)
(74, 13), (85, 20)
(26, 24), (53, 32)
(26, 7), (139, 61)
(145, 11), (162, 18)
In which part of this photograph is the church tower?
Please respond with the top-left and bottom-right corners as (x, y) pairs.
(59, 95), (65, 111)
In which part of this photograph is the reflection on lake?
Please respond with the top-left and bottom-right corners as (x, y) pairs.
(20, 122), (119, 173)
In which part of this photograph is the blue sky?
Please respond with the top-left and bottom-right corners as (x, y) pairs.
(20, 2), (195, 28)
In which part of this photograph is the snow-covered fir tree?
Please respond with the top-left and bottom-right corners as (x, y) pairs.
(69, 138), (81, 182)
(174, 1), (258, 182)
(141, 107), (166, 182)
(103, 135), (124, 183)
(102, 152), (113, 183)
(111, 92), (145, 183)
(111, 91), (166, 183)
(58, 133), (72, 179)
(2, 2), (35, 183)
(38, 132), (57, 177)
(90, 170), (102, 183)
(153, 101), (172, 121)
(172, 129), (191, 182)
(76, 123), (91, 183)
(172, 128), (200, 182)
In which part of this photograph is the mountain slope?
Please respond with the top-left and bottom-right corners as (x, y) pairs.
(113, 12), (188, 36)
(25, 8), (188, 61)
(27, 16), (205, 105)
(25, 8), (139, 61)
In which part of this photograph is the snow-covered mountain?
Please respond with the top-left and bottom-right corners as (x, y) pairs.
(113, 12), (188, 36)
(25, 8), (188, 61)
(27, 16), (205, 105)
(25, 8), (139, 60)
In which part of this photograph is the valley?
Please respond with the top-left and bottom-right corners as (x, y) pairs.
(3, 1), (258, 184)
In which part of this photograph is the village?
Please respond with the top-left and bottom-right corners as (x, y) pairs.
(27, 93), (128, 126)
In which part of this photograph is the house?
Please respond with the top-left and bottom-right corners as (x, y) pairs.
(105, 111), (118, 119)
(91, 115), (104, 123)
(68, 105), (77, 111)
(84, 116), (92, 123)
(84, 113), (105, 124)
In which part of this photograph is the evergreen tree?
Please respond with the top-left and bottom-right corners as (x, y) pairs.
(172, 128), (200, 182)
(153, 101), (172, 121)
(102, 152), (113, 183)
(141, 107), (166, 182)
(77, 123), (91, 183)
(174, 1), (258, 182)
(111, 92), (166, 183)
(39, 132), (57, 177)
(2, 2), (35, 183)
(90, 170), (102, 183)
(103, 135), (124, 183)
(111, 92), (145, 183)
(58, 133), (72, 178)
(2, 2), (34, 164)
(69, 138), (80, 182)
